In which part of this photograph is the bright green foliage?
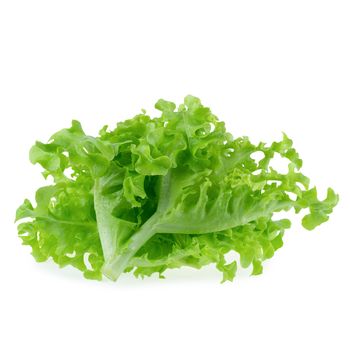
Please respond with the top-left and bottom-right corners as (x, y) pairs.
(16, 96), (339, 282)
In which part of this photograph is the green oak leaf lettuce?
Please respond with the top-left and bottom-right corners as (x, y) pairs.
(15, 96), (339, 282)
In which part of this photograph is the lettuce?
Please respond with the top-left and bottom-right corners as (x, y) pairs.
(15, 96), (338, 282)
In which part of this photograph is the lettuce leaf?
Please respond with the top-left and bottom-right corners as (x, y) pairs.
(16, 96), (339, 282)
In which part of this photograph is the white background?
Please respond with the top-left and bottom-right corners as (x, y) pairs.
(1, 1), (349, 349)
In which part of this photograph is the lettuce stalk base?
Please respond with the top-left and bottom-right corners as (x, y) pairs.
(102, 214), (160, 281)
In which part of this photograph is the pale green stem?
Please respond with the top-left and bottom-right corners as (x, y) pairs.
(102, 213), (160, 281)
(94, 178), (118, 262)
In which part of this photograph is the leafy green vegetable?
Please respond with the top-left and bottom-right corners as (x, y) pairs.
(15, 96), (339, 282)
